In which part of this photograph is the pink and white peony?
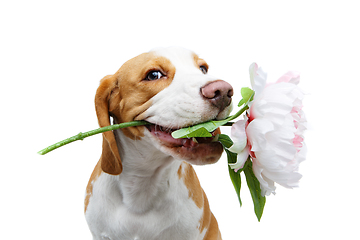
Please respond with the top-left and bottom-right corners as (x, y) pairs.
(229, 63), (307, 196)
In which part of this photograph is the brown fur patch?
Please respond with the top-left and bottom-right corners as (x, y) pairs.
(110, 52), (176, 139)
(203, 213), (222, 240)
(198, 190), (211, 233)
(93, 51), (177, 175)
(84, 161), (102, 213)
(177, 161), (222, 239)
(95, 75), (123, 175)
(178, 162), (204, 208)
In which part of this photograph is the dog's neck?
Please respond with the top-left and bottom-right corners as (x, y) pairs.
(113, 128), (182, 214)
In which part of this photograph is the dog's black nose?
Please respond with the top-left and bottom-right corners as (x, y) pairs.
(201, 80), (233, 112)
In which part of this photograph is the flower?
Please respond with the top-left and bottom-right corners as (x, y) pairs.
(229, 63), (307, 196)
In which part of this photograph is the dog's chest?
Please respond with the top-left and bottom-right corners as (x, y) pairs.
(85, 168), (206, 240)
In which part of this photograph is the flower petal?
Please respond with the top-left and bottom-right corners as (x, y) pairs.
(249, 63), (267, 95)
(249, 83), (299, 119)
(262, 168), (302, 189)
(229, 146), (249, 170)
(276, 71), (300, 85)
(254, 149), (288, 171)
(252, 160), (276, 196)
(244, 64), (307, 196)
(246, 118), (274, 152)
(228, 120), (247, 153)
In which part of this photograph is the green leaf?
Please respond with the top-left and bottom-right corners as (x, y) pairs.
(225, 149), (242, 207)
(217, 134), (233, 148)
(171, 119), (225, 139)
(243, 159), (266, 221)
(238, 87), (255, 107)
(172, 127), (213, 138)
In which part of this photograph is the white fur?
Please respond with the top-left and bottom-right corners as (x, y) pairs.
(86, 130), (205, 240)
(143, 47), (232, 128)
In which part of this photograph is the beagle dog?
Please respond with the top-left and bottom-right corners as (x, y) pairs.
(84, 47), (233, 240)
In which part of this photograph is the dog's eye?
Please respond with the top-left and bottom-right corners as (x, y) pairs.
(200, 66), (208, 74)
(145, 71), (163, 81)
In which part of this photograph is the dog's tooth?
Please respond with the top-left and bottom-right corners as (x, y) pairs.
(211, 134), (219, 142)
(182, 138), (191, 147)
(192, 137), (198, 143)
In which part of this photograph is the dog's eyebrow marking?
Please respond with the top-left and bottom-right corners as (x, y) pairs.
(193, 53), (209, 72)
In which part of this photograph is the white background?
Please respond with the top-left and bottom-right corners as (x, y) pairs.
(1, 0), (359, 239)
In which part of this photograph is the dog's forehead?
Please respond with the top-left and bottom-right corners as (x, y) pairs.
(150, 47), (201, 69)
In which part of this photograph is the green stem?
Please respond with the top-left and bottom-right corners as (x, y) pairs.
(38, 92), (254, 156)
(227, 105), (249, 122)
(37, 120), (150, 155)
(223, 122), (235, 126)
(211, 91), (253, 126)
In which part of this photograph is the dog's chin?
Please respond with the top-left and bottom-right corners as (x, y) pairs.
(145, 124), (223, 165)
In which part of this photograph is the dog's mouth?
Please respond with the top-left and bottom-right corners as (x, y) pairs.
(145, 124), (217, 147)
(145, 124), (223, 165)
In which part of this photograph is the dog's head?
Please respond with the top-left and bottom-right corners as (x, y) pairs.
(95, 47), (233, 175)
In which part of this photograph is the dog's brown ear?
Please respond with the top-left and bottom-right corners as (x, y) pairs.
(95, 75), (122, 175)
